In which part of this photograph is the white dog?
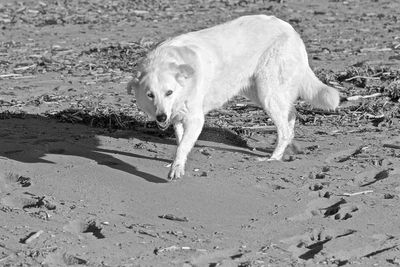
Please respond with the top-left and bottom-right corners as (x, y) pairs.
(128, 15), (339, 180)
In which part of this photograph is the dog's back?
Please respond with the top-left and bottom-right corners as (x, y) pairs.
(155, 15), (338, 112)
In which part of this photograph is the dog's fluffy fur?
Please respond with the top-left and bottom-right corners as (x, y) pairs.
(128, 15), (340, 179)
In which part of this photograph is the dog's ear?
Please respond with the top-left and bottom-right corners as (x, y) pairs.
(127, 70), (143, 95)
(175, 64), (194, 85)
(178, 64), (194, 78)
(126, 78), (139, 95)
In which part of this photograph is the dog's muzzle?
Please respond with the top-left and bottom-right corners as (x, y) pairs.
(156, 113), (170, 130)
(156, 113), (167, 123)
(156, 121), (170, 131)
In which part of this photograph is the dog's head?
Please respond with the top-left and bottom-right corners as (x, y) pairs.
(127, 46), (196, 130)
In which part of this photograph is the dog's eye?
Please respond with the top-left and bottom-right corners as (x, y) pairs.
(146, 92), (154, 99)
(166, 90), (173, 96)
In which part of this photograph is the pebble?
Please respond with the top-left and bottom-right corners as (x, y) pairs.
(319, 191), (331, 198)
(384, 193), (395, 199)
(309, 183), (323, 191)
(322, 166), (330, 172)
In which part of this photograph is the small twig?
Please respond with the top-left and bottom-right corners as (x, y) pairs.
(339, 190), (373, 196)
(346, 93), (382, 101)
(154, 245), (205, 255)
(113, 113), (125, 128)
(268, 243), (290, 253)
(297, 107), (340, 116)
(345, 76), (380, 82)
(364, 113), (385, 119)
(24, 230), (44, 244)
(136, 229), (159, 238)
(13, 64), (37, 71)
(229, 125), (276, 131)
(158, 214), (188, 222)
(0, 73), (23, 79)
(363, 245), (398, 258)
(13, 75), (36, 79)
(360, 47), (392, 53)
(154, 245), (179, 255)
(383, 143), (400, 149)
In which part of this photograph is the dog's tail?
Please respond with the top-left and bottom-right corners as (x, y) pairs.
(299, 68), (340, 110)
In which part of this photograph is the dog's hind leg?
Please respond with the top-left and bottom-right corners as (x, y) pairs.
(288, 107), (296, 144)
(260, 91), (293, 161)
(254, 34), (301, 160)
(287, 107), (302, 154)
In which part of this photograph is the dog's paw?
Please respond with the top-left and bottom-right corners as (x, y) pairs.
(267, 157), (281, 162)
(168, 163), (185, 180)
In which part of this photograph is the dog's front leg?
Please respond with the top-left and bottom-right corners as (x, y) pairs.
(173, 122), (184, 145)
(169, 115), (204, 180)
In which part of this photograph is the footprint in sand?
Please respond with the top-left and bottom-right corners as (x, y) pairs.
(42, 252), (88, 266)
(0, 172), (32, 193)
(0, 172), (34, 210)
(320, 199), (359, 220)
(63, 219), (105, 239)
(0, 172), (56, 218)
(288, 198), (359, 221)
(280, 228), (335, 260)
(280, 228), (358, 263)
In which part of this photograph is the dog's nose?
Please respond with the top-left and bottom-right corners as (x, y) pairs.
(156, 113), (167, 123)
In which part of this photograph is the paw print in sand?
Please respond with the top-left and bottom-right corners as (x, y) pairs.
(280, 228), (335, 260)
(321, 198), (359, 220)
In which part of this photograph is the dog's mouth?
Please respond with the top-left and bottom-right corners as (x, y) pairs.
(156, 121), (170, 131)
